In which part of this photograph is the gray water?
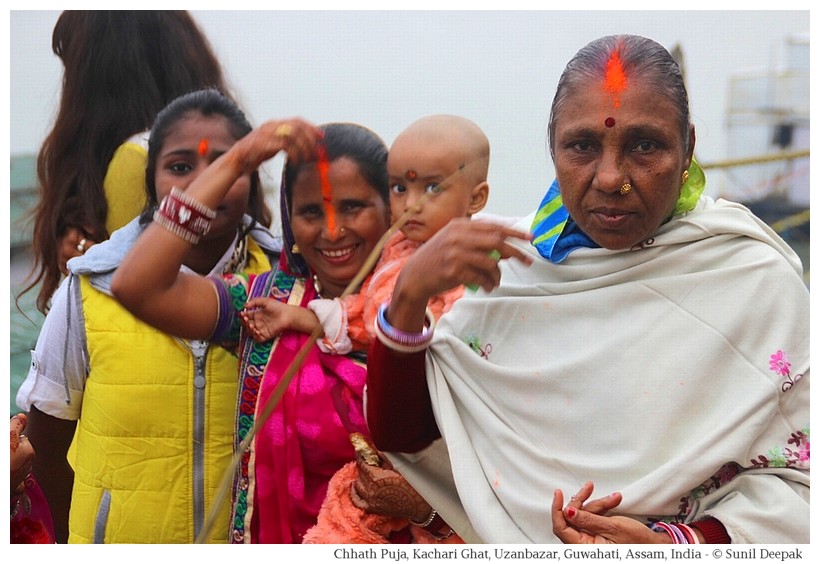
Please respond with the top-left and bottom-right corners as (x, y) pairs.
(10, 249), (43, 415)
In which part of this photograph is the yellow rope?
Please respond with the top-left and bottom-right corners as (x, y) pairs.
(769, 209), (810, 234)
(699, 149), (809, 170)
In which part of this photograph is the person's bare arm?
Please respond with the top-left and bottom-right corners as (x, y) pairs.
(24, 406), (78, 543)
(112, 119), (323, 339)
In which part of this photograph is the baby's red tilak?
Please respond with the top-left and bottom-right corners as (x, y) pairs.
(198, 138), (209, 156)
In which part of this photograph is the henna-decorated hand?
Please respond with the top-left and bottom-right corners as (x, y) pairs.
(348, 433), (432, 523)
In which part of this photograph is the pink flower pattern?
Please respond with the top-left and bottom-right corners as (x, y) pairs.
(769, 349), (803, 391)
(678, 463), (741, 518)
(769, 349), (791, 376)
(675, 350), (810, 518)
(751, 429), (809, 469)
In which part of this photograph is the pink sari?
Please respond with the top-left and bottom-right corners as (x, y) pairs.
(228, 268), (369, 544)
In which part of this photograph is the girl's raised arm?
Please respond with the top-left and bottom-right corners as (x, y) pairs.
(112, 119), (323, 340)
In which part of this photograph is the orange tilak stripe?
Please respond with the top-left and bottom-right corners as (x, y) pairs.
(316, 144), (336, 236)
(198, 138), (209, 156)
(604, 50), (627, 108)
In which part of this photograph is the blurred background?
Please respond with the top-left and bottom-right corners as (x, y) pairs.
(8, 9), (810, 414)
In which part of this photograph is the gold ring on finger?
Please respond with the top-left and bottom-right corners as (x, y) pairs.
(276, 124), (293, 138)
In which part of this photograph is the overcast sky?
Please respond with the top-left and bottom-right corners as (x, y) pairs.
(6, 7), (811, 217)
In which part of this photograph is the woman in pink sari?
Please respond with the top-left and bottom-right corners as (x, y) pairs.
(112, 121), (391, 543)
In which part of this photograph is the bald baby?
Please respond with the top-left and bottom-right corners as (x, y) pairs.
(391, 114), (490, 187)
(388, 115), (490, 242)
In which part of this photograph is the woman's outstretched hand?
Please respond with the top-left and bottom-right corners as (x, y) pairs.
(552, 482), (670, 544)
(408, 218), (532, 295)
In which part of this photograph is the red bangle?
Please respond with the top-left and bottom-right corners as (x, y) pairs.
(154, 186), (216, 244)
(690, 517), (731, 544)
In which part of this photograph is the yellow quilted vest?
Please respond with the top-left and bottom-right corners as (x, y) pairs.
(68, 239), (271, 543)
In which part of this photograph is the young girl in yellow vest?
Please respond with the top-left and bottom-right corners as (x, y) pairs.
(16, 89), (279, 543)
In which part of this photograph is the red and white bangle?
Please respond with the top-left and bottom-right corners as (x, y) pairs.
(153, 186), (217, 244)
(375, 301), (436, 353)
(676, 523), (700, 544)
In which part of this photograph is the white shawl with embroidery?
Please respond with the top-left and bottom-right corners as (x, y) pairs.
(388, 197), (809, 544)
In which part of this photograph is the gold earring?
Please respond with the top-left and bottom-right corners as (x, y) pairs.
(291, 243), (300, 254)
(620, 183), (632, 195)
(681, 170), (690, 185)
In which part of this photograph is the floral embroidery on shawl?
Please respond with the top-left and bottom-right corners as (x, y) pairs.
(751, 428), (810, 469)
(674, 426), (811, 518)
(465, 335), (493, 360)
(769, 349), (803, 391)
(675, 463), (742, 518)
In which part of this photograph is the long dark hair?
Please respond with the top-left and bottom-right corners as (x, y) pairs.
(26, 10), (228, 313)
(141, 89), (270, 232)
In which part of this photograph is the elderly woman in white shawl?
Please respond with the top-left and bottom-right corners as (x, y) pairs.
(364, 34), (809, 544)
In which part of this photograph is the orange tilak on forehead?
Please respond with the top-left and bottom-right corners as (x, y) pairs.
(603, 49), (627, 125)
(198, 138), (208, 156)
(316, 143), (336, 236)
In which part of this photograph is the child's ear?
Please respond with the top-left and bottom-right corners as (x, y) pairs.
(467, 181), (490, 215)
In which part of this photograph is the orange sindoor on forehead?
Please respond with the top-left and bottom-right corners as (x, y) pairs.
(316, 143), (336, 237)
(198, 138), (208, 156)
(603, 50), (627, 110)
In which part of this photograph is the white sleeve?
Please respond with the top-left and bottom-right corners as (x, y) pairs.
(307, 297), (352, 355)
(15, 275), (88, 420)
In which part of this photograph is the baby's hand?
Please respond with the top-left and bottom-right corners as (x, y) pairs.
(241, 297), (286, 342)
(241, 298), (322, 342)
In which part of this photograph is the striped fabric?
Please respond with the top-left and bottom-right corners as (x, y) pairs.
(529, 179), (597, 263)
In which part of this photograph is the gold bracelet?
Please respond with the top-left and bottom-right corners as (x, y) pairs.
(410, 508), (437, 528)
(411, 508), (455, 540)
